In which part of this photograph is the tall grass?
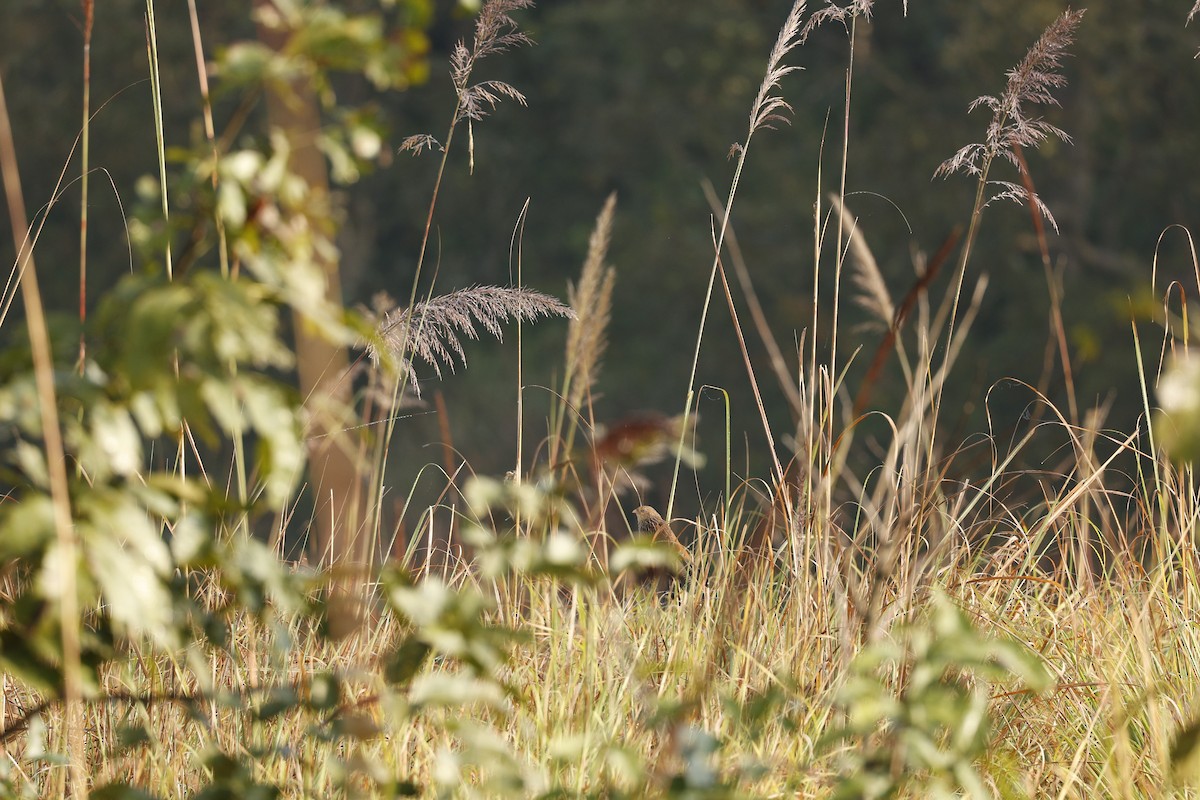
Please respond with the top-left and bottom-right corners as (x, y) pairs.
(4, 1), (1200, 797)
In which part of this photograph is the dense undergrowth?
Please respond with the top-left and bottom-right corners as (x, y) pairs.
(2, 1), (1200, 798)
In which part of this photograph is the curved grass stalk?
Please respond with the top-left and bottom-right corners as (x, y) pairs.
(666, 0), (807, 523)
(0, 74), (86, 800)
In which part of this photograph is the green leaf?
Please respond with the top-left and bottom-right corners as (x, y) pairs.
(1158, 355), (1200, 460)
(0, 630), (62, 697)
(610, 536), (683, 574)
(256, 687), (301, 721)
(0, 492), (54, 560)
(87, 402), (143, 478)
(1173, 716), (1200, 785)
(114, 723), (153, 750)
(214, 40), (306, 93)
(169, 513), (214, 566)
(36, 540), (82, 604)
(91, 784), (164, 800)
(79, 491), (176, 648)
(13, 440), (49, 488)
(308, 671), (341, 711)
(384, 636), (431, 687)
(409, 672), (508, 710)
(24, 714), (51, 761)
(200, 377), (244, 437)
(239, 375), (304, 507)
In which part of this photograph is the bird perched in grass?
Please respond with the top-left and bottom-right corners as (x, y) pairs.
(632, 505), (691, 563)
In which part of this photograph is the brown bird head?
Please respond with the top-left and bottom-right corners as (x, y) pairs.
(632, 505), (667, 534)
(631, 505), (691, 563)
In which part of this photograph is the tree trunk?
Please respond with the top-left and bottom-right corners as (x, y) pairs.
(255, 5), (367, 583)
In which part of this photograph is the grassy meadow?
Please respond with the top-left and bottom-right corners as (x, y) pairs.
(3, 1), (1200, 798)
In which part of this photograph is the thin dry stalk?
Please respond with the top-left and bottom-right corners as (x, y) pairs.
(144, 0), (173, 280)
(77, 0), (94, 372)
(852, 228), (960, 418)
(837, 275), (992, 641)
(186, 0), (230, 277)
(796, 3), (882, 584)
(667, 0), (806, 522)
(0, 74), (86, 800)
(700, 180), (804, 422)
(1013, 142), (1079, 425)
(932, 7), (1084, 448)
(712, 228), (787, 495)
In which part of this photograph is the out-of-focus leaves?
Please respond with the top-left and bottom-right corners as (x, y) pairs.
(1157, 355), (1200, 460)
(0, 594), (114, 698)
(610, 536), (685, 575)
(195, 750), (282, 800)
(114, 722), (153, 751)
(90, 784), (164, 800)
(386, 575), (520, 675)
(822, 591), (1052, 799)
(1173, 715), (1200, 785)
(384, 636), (432, 687)
(91, 782), (165, 800)
(0, 491), (53, 560)
(79, 489), (176, 648)
(226, 0), (431, 96)
(0, 2), (445, 796)
(409, 671), (508, 710)
(255, 686), (301, 721)
(308, 671), (341, 711)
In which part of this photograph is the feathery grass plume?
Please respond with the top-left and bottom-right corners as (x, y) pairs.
(565, 193), (617, 413)
(744, 1), (808, 139)
(799, 1), (908, 42)
(452, 0), (532, 123)
(368, 285), (573, 391)
(830, 193), (893, 324)
(926, 8), (1083, 430)
(801, 0), (873, 41)
(397, 0), (533, 156)
(398, 133), (440, 155)
(936, 8), (1085, 190)
(984, 179), (1062, 232)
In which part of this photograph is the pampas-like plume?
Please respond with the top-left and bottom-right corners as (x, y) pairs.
(565, 193), (617, 412)
(935, 7), (1083, 233)
(746, 1), (807, 137)
(984, 180), (1061, 233)
(397, 0), (533, 157)
(800, 1), (908, 43)
(802, 1), (873, 42)
(369, 285), (573, 391)
(937, 8), (1085, 180)
(398, 133), (441, 156)
(451, 0), (533, 123)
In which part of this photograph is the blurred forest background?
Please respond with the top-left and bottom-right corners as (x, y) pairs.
(1, 0), (1197, 520)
